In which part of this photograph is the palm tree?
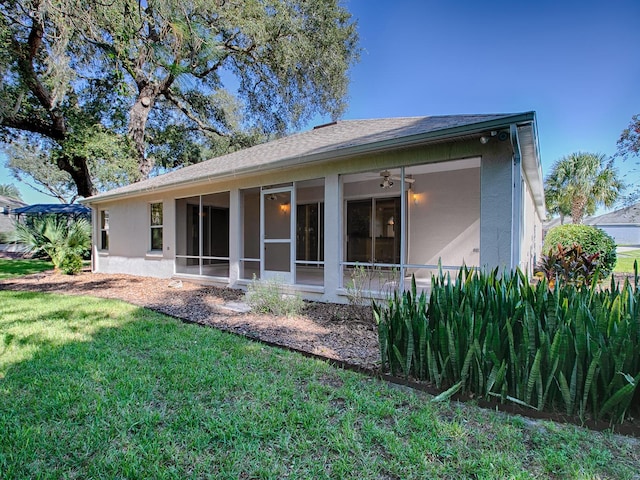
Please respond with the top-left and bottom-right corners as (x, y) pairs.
(0, 183), (22, 201)
(544, 152), (623, 224)
(14, 216), (91, 271)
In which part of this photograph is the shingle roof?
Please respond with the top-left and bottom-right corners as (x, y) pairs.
(588, 203), (640, 225)
(13, 204), (91, 215)
(84, 113), (535, 203)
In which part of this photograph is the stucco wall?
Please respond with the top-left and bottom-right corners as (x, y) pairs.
(520, 178), (543, 273)
(93, 194), (176, 278)
(480, 142), (514, 269)
(596, 225), (640, 246)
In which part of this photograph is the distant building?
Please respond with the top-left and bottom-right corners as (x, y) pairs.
(12, 204), (92, 223)
(587, 203), (640, 246)
(544, 203), (640, 246)
(0, 195), (27, 240)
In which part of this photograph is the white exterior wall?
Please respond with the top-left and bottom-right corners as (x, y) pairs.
(93, 195), (176, 278)
(323, 174), (341, 302)
(520, 177), (543, 273)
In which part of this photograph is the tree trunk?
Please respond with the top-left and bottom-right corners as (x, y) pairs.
(56, 154), (96, 198)
(128, 85), (159, 180)
(571, 195), (587, 224)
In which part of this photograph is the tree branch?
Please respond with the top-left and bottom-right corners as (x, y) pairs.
(164, 89), (225, 136)
(1, 114), (66, 141)
(13, 20), (67, 137)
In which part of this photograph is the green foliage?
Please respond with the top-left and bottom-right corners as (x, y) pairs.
(4, 142), (78, 203)
(544, 224), (617, 277)
(245, 275), (304, 317)
(14, 216), (91, 273)
(1, 291), (638, 478)
(0, 231), (13, 243)
(535, 243), (602, 287)
(345, 264), (369, 308)
(0, 183), (22, 200)
(617, 114), (640, 159)
(1, 0), (359, 196)
(544, 152), (623, 224)
(59, 253), (84, 275)
(374, 267), (640, 423)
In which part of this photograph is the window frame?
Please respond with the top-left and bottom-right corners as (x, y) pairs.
(99, 209), (109, 251)
(149, 202), (163, 252)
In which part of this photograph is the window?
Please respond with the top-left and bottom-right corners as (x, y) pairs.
(150, 202), (163, 251)
(100, 210), (109, 250)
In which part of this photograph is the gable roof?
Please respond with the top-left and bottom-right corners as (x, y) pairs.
(83, 112), (541, 206)
(588, 202), (640, 225)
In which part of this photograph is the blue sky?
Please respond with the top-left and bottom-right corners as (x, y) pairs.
(2, 0), (639, 205)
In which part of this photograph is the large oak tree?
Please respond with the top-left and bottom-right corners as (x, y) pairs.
(0, 0), (359, 197)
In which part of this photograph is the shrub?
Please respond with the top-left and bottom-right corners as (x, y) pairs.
(345, 264), (368, 308)
(59, 253), (84, 275)
(543, 224), (616, 277)
(374, 268), (640, 423)
(14, 216), (91, 274)
(245, 276), (304, 317)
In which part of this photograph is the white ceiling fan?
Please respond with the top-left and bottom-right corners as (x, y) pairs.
(379, 170), (415, 189)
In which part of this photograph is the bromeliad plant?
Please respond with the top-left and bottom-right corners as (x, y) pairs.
(373, 266), (640, 423)
(534, 243), (601, 288)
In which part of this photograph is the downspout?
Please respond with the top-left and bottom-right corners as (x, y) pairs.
(400, 167), (406, 292)
(510, 124), (523, 270)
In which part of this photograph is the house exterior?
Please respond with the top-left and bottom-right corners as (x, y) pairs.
(0, 194), (27, 241)
(586, 202), (640, 246)
(82, 113), (545, 303)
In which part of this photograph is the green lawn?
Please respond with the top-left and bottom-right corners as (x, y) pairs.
(0, 291), (638, 479)
(0, 258), (53, 279)
(615, 249), (640, 274)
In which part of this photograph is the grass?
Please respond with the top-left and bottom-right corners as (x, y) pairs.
(0, 258), (52, 279)
(0, 291), (639, 479)
(614, 249), (640, 274)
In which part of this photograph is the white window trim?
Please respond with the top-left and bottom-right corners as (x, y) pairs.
(99, 209), (109, 252)
(149, 202), (164, 253)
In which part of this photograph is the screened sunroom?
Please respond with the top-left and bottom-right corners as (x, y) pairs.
(85, 113), (544, 304)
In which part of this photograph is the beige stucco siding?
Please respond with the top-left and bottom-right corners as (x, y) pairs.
(93, 194), (176, 278)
